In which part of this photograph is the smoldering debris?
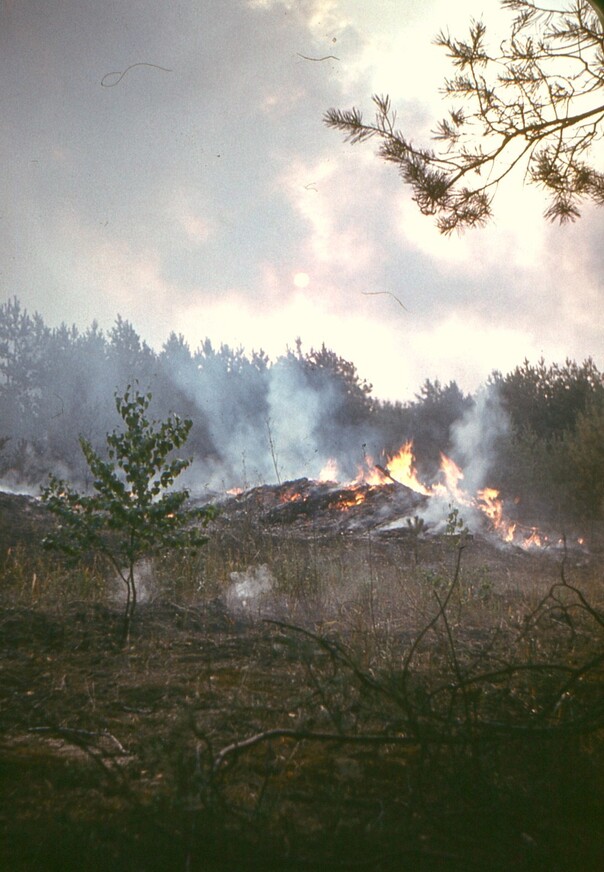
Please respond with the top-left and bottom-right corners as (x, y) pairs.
(214, 477), (428, 538)
(209, 471), (588, 554)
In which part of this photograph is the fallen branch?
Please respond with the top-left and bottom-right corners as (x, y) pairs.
(28, 725), (131, 784)
(213, 707), (604, 777)
(29, 725), (129, 755)
(213, 728), (419, 773)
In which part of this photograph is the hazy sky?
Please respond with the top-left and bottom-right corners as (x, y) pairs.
(2, 0), (602, 401)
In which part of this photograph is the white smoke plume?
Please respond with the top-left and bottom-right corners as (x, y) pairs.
(450, 385), (509, 494)
(170, 352), (379, 493)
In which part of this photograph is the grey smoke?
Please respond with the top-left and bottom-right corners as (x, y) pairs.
(450, 385), (509, 494)
(170, 351), (379, 492)
(226, 564), (275, 616)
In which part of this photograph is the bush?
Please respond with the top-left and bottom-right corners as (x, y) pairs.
(41, 385), (215, 639)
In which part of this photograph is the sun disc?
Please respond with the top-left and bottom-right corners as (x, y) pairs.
(293, 271), (310, 288)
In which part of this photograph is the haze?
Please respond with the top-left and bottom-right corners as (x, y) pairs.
(2, 0), (602, 401)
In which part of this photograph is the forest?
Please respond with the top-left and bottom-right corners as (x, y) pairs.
(1, 295), (603, 527)
(2, 294), (604, 872)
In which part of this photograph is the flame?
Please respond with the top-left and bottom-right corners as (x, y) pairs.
(318, 458), (339, 482)
(522, 528), (543, 548)
(308, 438), (586, 551)
(351, 443), (430, 491)
(382, 444), (559, 550)
(353, 454), (385, 486)
(477, 487), (503, 526)
(350, 443), (471, 503)
(436, 453), (466, 501)
(477, 487), (517, 542)
(384, 441), (430, 494)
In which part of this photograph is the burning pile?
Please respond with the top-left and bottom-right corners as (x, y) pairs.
(219, 441), (582, 550)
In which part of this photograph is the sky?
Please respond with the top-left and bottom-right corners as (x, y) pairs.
(1, 0), (602, 403)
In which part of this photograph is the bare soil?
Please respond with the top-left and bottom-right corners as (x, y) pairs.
(1, 492), (603, 872)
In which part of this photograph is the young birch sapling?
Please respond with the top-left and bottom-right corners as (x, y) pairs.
(42, 385), (215, 639)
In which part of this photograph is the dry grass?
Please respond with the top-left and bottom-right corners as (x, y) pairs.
(0, 499), (603, 871)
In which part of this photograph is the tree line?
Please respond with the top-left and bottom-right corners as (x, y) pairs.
(1, 296), (602, 524)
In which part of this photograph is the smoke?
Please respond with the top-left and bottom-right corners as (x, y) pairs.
(0, 299), (509, 500)
(226, 564), (275, 616)
(169, 350), (378, 493)
(411, 385), (510, 534)
(0, 476), (39, 498)
(265, 359), (344, 484)
(449, 384), (509, 494)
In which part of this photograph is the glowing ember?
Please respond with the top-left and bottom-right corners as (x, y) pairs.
(280, 487), (304, 503)
(333, 489), (367, 510)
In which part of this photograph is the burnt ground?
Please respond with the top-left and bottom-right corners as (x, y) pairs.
(1, 491), (603, 872)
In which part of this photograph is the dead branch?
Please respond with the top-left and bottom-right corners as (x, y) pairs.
(213, 728), (420, 773)
(28, 725), (131, 783)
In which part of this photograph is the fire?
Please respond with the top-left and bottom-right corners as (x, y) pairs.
(434, 453), (466, 502)
(333, 489), (367, 511)
(318, 458), (339, 482)
(280, 486), (304, 503)
(351, 443), (430, 491)
(477, 487), (517, 542)
(384, 442), (430, 494)
(477, 487), (503, 526)
(353, 454), (384, 486)
(522, 529), (543, 548)
(309, 439), (586, 551)
(350, 443), (468, 503)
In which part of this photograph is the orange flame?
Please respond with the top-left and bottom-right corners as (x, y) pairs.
(477, 487), (517, 542)
(437, 453), (465, 499)
(522, 528), (543, 548)
(353, 454), (384, 486)
(309, 439), (585, 551)
(384, 441), (430, 494)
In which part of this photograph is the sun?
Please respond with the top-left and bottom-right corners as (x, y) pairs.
(293, 271), (310, 288)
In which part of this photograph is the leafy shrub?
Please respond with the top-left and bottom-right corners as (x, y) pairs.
(42, 385), (215, 639)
